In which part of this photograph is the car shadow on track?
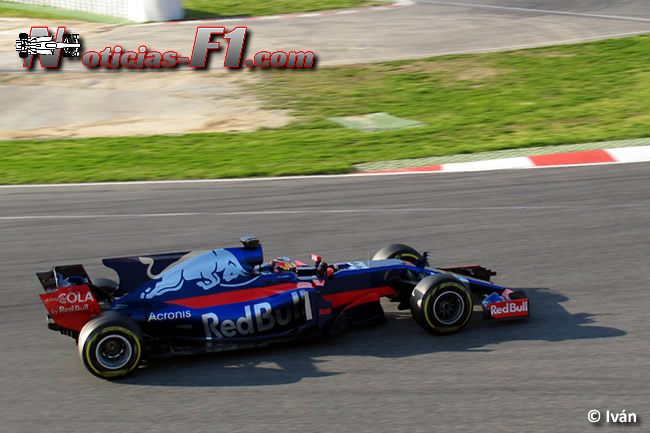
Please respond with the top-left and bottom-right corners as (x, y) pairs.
(119, 287), (624, 386)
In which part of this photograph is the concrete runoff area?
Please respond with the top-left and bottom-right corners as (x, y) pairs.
(328, 112), (424, 132)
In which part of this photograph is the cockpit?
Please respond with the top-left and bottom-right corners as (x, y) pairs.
(240, 235), (340, 279)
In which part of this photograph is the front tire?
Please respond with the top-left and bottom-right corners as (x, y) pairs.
(410, 274), (473, 334)
(78, 312), (143, 379)
(372, 243), (423, 264)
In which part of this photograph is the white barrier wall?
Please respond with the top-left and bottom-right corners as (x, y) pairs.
(6, 0), (184, 22)
(130, 0), (184, 22)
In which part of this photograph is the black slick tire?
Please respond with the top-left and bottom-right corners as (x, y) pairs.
(372, 243), (423, 264)
(410, 274), (473, 334)
(78, 312), (143, 379)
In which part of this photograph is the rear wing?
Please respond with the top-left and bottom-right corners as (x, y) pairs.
(36, 264), (91, 292)
(36, 265), (102, 335)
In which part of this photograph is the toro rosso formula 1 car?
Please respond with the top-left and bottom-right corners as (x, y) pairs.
(37, 236), (529, 379)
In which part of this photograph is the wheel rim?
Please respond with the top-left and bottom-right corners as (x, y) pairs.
(432, 291), (464, 325)
(95, 334), (132, 370)
(394, 253), (420, 264)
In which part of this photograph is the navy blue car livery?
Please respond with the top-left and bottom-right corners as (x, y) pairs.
(37, 236), (529, 379)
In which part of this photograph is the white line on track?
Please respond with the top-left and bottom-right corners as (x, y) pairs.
(416, 0), (650, 23)
(0, 213), (199, 220)
(0, 205), (642, 221)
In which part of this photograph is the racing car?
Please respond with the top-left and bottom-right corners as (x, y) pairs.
(37, 236), (529, 379)
(15, 32), (80, 58)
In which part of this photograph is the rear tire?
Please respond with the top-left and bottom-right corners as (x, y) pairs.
(78, 312), (143, 379)
(410, 274), (473, 334)
(372, 243), (423, 264)
(92, 277), (118, 292)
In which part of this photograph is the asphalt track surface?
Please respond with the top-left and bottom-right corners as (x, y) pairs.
(2, 1), (650, 432)
(1, 163), (649, 432)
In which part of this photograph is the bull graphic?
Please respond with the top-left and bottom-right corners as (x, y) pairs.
(141, 249), (249, 299)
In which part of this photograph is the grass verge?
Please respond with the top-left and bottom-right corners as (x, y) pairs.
(0, 1), (377, 22)
(1, 35), (649, 184)
(0, 2), (131, 23)
(183, 0), (380, 20)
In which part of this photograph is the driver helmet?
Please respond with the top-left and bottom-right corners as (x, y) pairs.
(271, 257), (296, 273)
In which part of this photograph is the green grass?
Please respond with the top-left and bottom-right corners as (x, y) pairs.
(183, 0), (379, 20)
(0, 0), (376, 22)
(0, 2), (131, 23)
(2, 35), (649, 184)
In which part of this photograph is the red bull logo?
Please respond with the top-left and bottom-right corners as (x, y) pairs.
(202, 290), (311, 339)
(489, 299), (528, 319)
(142, 249), (255, 299)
